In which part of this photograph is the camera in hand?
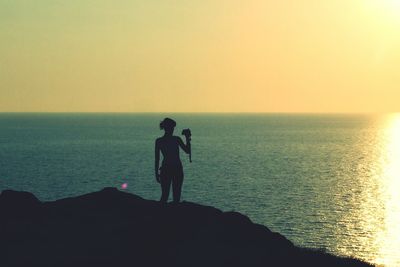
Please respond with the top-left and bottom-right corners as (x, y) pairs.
(181, 128), (192, 162)
(181, 129), (191, 140)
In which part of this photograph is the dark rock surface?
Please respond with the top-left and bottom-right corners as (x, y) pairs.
(0, 188), (373, 267)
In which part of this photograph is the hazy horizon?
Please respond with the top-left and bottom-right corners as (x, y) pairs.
(1, 1), (399, 113)
(1, 111), (399, 115)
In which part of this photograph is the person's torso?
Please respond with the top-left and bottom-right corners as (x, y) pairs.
(159, 136), (181, 167)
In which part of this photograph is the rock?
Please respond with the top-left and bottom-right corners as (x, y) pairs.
(0, 188), (374, 267)
(0, 190), (40, 217)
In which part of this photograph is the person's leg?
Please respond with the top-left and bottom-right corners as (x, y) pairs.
(160, 174), (172, 203)
(172, 171), (184, 203)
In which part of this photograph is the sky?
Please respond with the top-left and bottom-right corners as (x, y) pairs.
(0, 0), (399, 113)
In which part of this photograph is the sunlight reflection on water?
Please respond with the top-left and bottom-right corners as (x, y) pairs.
(374, 114), (400, 266)
(317, 114), (400, 267)
(342, 114), (400, 266)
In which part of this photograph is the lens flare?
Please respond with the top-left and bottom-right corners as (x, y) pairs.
(121, 183), (128, 190)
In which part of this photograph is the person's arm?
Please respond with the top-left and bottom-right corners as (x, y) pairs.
(178, 136), (191, 155)
(154, 140), (161, 183)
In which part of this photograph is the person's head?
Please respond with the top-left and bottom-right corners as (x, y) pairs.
(159, 118), (176, 135)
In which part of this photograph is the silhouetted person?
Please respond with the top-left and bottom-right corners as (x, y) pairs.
(155, 118), (191, 203)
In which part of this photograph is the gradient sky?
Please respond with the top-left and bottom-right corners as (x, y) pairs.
(1, 0), (399, 112)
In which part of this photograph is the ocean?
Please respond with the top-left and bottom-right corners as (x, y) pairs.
(1, 113), (399, 266)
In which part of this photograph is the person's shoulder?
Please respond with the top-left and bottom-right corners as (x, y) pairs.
(173, 136), (184, 143)
(155, 137), (164, 144)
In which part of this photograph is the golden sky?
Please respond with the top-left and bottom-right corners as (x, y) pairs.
(0, 0), (399, 112)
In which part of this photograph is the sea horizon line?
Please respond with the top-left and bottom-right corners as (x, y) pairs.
(0, 111), (398, 115)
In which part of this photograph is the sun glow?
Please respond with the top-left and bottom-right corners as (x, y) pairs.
(366, 0), (400, 24)
(384, 0), (400, 19)
(386, 0), (400, 8)
(377, 0), (400, 12)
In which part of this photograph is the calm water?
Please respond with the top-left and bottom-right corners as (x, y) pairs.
(1, 113), (399, 266)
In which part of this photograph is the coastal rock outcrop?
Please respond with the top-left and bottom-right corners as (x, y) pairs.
(0, 188), (373, 267)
